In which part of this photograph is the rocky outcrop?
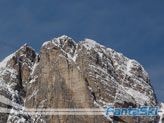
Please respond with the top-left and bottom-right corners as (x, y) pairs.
(0, 44), (37, 122)
(0, 35), (159, 123)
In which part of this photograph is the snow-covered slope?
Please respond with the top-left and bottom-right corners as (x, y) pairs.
(79, 38), (157, 107)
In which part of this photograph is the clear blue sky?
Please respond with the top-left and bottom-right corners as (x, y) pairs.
(0, 0), (164, 102)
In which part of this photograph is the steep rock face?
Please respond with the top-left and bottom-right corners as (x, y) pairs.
(0, 35), (159, 123)
(25, 36), (108, 123)
(0, 44), (38, 122)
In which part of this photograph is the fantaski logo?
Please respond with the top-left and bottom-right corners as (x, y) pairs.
(106, 106), (159, 116)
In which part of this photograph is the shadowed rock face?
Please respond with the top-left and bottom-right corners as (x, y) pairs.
(0, 35), (159, 123)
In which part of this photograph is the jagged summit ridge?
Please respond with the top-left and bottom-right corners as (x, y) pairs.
(0, 35), (160, 123)
(0, 35), (156, 106)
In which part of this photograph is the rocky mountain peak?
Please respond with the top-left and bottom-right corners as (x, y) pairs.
(52, 35), (76, 48)
(80, 38), (103, 50)
(0, 35), (161, 123)
(16, 44), (37, 62)
(41, 35), (77, 57)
